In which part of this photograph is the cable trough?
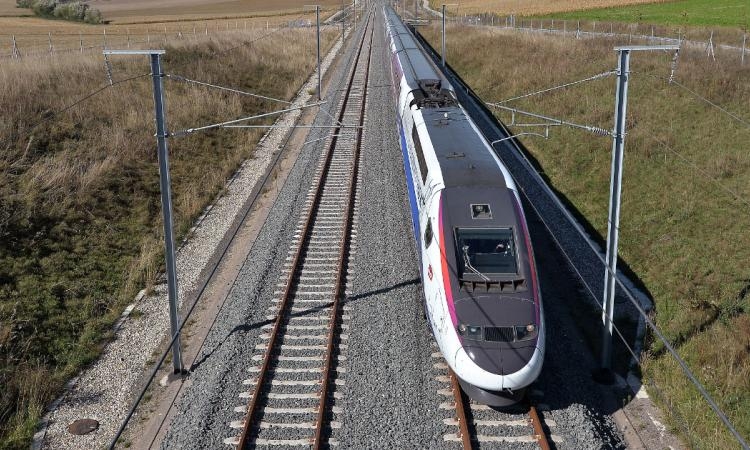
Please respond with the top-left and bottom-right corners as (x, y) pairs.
(224, 8), (374, 449)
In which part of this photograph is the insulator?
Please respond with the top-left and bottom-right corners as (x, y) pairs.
(589, 127), (610, 136)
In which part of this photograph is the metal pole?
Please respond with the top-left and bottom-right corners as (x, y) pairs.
(442, 4), (446, 67)
(316, 6), (321, 101)
(600, 48), (630, 373)
(79, 32), (83, 53)
(149, 52), (184, 374)
(743, 35), (746, 65)
(103, 28), (107, 50)
(12, 35), (19, 59)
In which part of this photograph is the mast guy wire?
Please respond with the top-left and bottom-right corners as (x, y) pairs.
(654, 137), (750, 211)
(669, 78), (750, 130)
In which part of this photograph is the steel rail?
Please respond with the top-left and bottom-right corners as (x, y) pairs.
(528, 405), (552, 450)
(449, 369), (552, 450)
(234, 9), (373, 449)
(312, 9), (374, 448)
(449, 370), (474, 449)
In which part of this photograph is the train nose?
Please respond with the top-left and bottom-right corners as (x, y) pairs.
(464, 344), (536, 376)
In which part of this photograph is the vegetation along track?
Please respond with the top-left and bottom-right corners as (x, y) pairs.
(224, 8), (374, 449)
(434, 354), (557, 449)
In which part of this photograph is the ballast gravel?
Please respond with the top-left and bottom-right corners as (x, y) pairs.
(163, 6), (628, 450)
(330, 9), (625, 450)
(160, 27), (362, 450)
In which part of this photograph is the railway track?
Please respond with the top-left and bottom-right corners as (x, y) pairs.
(223, 8), (374, 449)
(431, 347), (557, 449)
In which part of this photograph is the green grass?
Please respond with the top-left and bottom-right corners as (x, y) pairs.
(540, 0), (750, 29)
(420, 23), (750, 449)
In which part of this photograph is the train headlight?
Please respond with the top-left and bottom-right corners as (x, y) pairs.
(515, 324), (537, 341)
(457, 323), (482, 340)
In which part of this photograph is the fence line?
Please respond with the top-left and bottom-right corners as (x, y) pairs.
(3, 19), (322, 61)
(434, 12), (748, 65)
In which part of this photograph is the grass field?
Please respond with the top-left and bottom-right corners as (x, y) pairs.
(0, 25), (337, 450)
(539, 0), (750, 28)
(1, 13), (323, 57)
(421, 24), (750, 449)
(0, 0), (344, 58)
(94, 0), (342, 23)
(0, 0), (27, 16)
(427, 0), (672, 17)
(0, 0), (342, 22)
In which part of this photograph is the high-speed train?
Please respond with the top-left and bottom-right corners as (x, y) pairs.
(384, 6), (544, 405)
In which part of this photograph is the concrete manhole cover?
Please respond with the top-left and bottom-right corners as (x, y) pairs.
(67, 418), (99, 435)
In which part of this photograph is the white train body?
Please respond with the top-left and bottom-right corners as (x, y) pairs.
(384, 6), (544, 404)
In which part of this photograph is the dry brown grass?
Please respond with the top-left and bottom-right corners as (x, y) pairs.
(0, 12), (332, 57)
(92, 0), (342, 23)
(0, 0), (27, 16)
(0, 0), (342, 23)
(428, 0), (672, 16)
(421, 23), (750, 449)
(0, 26), (337, 449)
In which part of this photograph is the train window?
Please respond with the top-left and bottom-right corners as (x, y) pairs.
(412, 126), (428, 183)
(455, 228), (518, 276)
(424, 219), (433, 248)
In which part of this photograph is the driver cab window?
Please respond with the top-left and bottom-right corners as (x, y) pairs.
(455, 228), (517, 276)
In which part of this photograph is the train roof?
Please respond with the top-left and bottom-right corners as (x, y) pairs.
(385, 6), (456, 108)
(420, 107), (508, 190)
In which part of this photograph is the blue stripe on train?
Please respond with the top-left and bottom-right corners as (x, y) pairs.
(395, 113), (421, 249)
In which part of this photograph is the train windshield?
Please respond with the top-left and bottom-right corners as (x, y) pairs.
(455, 228), (518, 277)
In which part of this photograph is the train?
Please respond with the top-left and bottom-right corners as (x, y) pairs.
(383, 5), (545, 405)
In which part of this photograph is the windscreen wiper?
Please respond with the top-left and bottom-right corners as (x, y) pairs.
(462, 245), (490, 282)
